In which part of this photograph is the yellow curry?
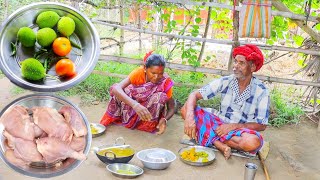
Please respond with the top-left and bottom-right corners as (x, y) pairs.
(116, 169), (136, 175)
(180, 147), (209, 163)
(98, 148), (134, 157)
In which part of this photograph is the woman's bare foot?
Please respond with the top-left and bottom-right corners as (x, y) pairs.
(213, 140), (231, 160)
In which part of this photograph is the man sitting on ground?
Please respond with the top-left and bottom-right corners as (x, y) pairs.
(181, 44), (270, 159)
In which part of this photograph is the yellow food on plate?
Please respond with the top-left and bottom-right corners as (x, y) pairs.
(90, 124), (98, 134)
(116, 169), (136, 175)
(180, 147), (209, 162)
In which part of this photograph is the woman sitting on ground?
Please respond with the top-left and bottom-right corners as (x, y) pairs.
(100, 52), (175, 134)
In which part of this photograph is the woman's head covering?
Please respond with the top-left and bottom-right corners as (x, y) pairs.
(232, 44), (264, 72)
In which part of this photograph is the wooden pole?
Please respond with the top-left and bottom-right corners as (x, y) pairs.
(258, 152), (271, 180)
(119, 0), (124, 55)
(138, 3), (142, 54)
(92, 20), (320, 56)
(272, 0), (320, 44)
(71, 0), (80, 10)
(98, 55), (320, 88)
(156, 0), (320, 23)
(4, 0), (8, 19)
(228, 0), (240, 71)
(198, 0), (213, 63)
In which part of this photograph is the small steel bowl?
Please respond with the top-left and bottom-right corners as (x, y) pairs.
(0, 2), (100, 92)
(0, 93), (92, 178)
(94, 145), (135, 164)
(106, 163), (143, 179)
(178, 146), (216, 166)
(137, 148), (176, 170)
(90, 123), (106, 138)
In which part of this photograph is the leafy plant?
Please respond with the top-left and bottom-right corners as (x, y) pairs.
(269, 88), (304, 127)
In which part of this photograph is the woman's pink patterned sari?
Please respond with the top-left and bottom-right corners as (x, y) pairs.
(100, 77), (173, 133)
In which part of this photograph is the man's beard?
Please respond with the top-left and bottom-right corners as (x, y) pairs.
(233, 70), (246, 80)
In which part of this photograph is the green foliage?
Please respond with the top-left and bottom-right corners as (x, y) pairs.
(269, 88), (304, 127)
(57, 73), (120, 104)
(10, 86), (26, 95)
(0, 70), (4, 79)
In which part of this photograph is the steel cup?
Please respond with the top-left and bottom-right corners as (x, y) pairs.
(244, 163), (258, 180)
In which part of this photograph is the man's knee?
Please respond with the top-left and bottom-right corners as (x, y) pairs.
(240, 135), (261, 152)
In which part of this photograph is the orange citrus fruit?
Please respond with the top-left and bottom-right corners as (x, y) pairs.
(52, 37), (72, 56)
(55, 59), (76, 77)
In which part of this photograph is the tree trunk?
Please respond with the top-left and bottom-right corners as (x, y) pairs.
(228, 0), (240, 71)
(198, 0), (213, 63)
(272, 0), (320, 44)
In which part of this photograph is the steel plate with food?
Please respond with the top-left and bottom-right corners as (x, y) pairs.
(90, 123), (106, 138)
(0, 2), (100, 92)
(106, 163), (143, 179)
(178, 146), (216, 166)
(0, 93), (92, 178)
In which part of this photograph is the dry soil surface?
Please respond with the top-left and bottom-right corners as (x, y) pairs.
(0, 77), (319, 180)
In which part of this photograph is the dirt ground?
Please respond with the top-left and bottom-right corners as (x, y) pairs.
(0, 77), (319, 180)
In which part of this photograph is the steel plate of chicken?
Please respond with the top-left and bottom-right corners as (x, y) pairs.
(0, 93), (92, 178)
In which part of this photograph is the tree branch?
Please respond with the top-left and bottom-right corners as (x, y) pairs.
(272, 0), (320, 44)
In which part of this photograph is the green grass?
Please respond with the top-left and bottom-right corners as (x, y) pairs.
(2, 60), (305, 127)
(269, 88), (304, 127)
(58, 61), (306, 127)
(0, 70), (4, 79)
(10, 86), (26, 95)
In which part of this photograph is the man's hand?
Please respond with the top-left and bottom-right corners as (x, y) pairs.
(184, 118), (196, 139)
(156, 118), (167, 135)
(133, 103), (152, 121)
(215, 124), (238, 137)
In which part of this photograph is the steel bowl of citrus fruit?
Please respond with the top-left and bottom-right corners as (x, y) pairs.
(0, 2), (100, 92)
(178, 146), (216, 166)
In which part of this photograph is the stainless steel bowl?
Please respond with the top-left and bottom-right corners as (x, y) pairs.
(90, 123), (106, 138)
(178, 146), (216, 166)
(106, 163), (143, 179)
(0, 93), (92, 178)
(0, 2), (100, 92)
(137, 148), (176, 170)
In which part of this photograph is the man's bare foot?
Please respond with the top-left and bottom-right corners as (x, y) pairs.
(213, 140), (231, 160)
(223, 146), (231, 160)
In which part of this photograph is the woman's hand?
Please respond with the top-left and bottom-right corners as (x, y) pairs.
(133, 103), (152, 121)
(156, 118), (167, 135)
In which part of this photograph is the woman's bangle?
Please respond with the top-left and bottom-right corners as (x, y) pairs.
(162, 118), (168, 124)
(132, 101), (139, 108)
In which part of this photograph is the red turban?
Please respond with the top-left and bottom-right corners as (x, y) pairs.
(232, 44), (264, 72)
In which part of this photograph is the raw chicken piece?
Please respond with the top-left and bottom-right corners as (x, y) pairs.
(33, 123), (47, 138)
(30, 116), (46, 138)
(5, 149), (28, 168)
(0, 105), (35, 141)
(70, 136), (86, 152)
(32, 107), (73, 143)
(59, 105), (87, 137)
(36, 137), (86, 163)
(3, 131), (43, 162)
